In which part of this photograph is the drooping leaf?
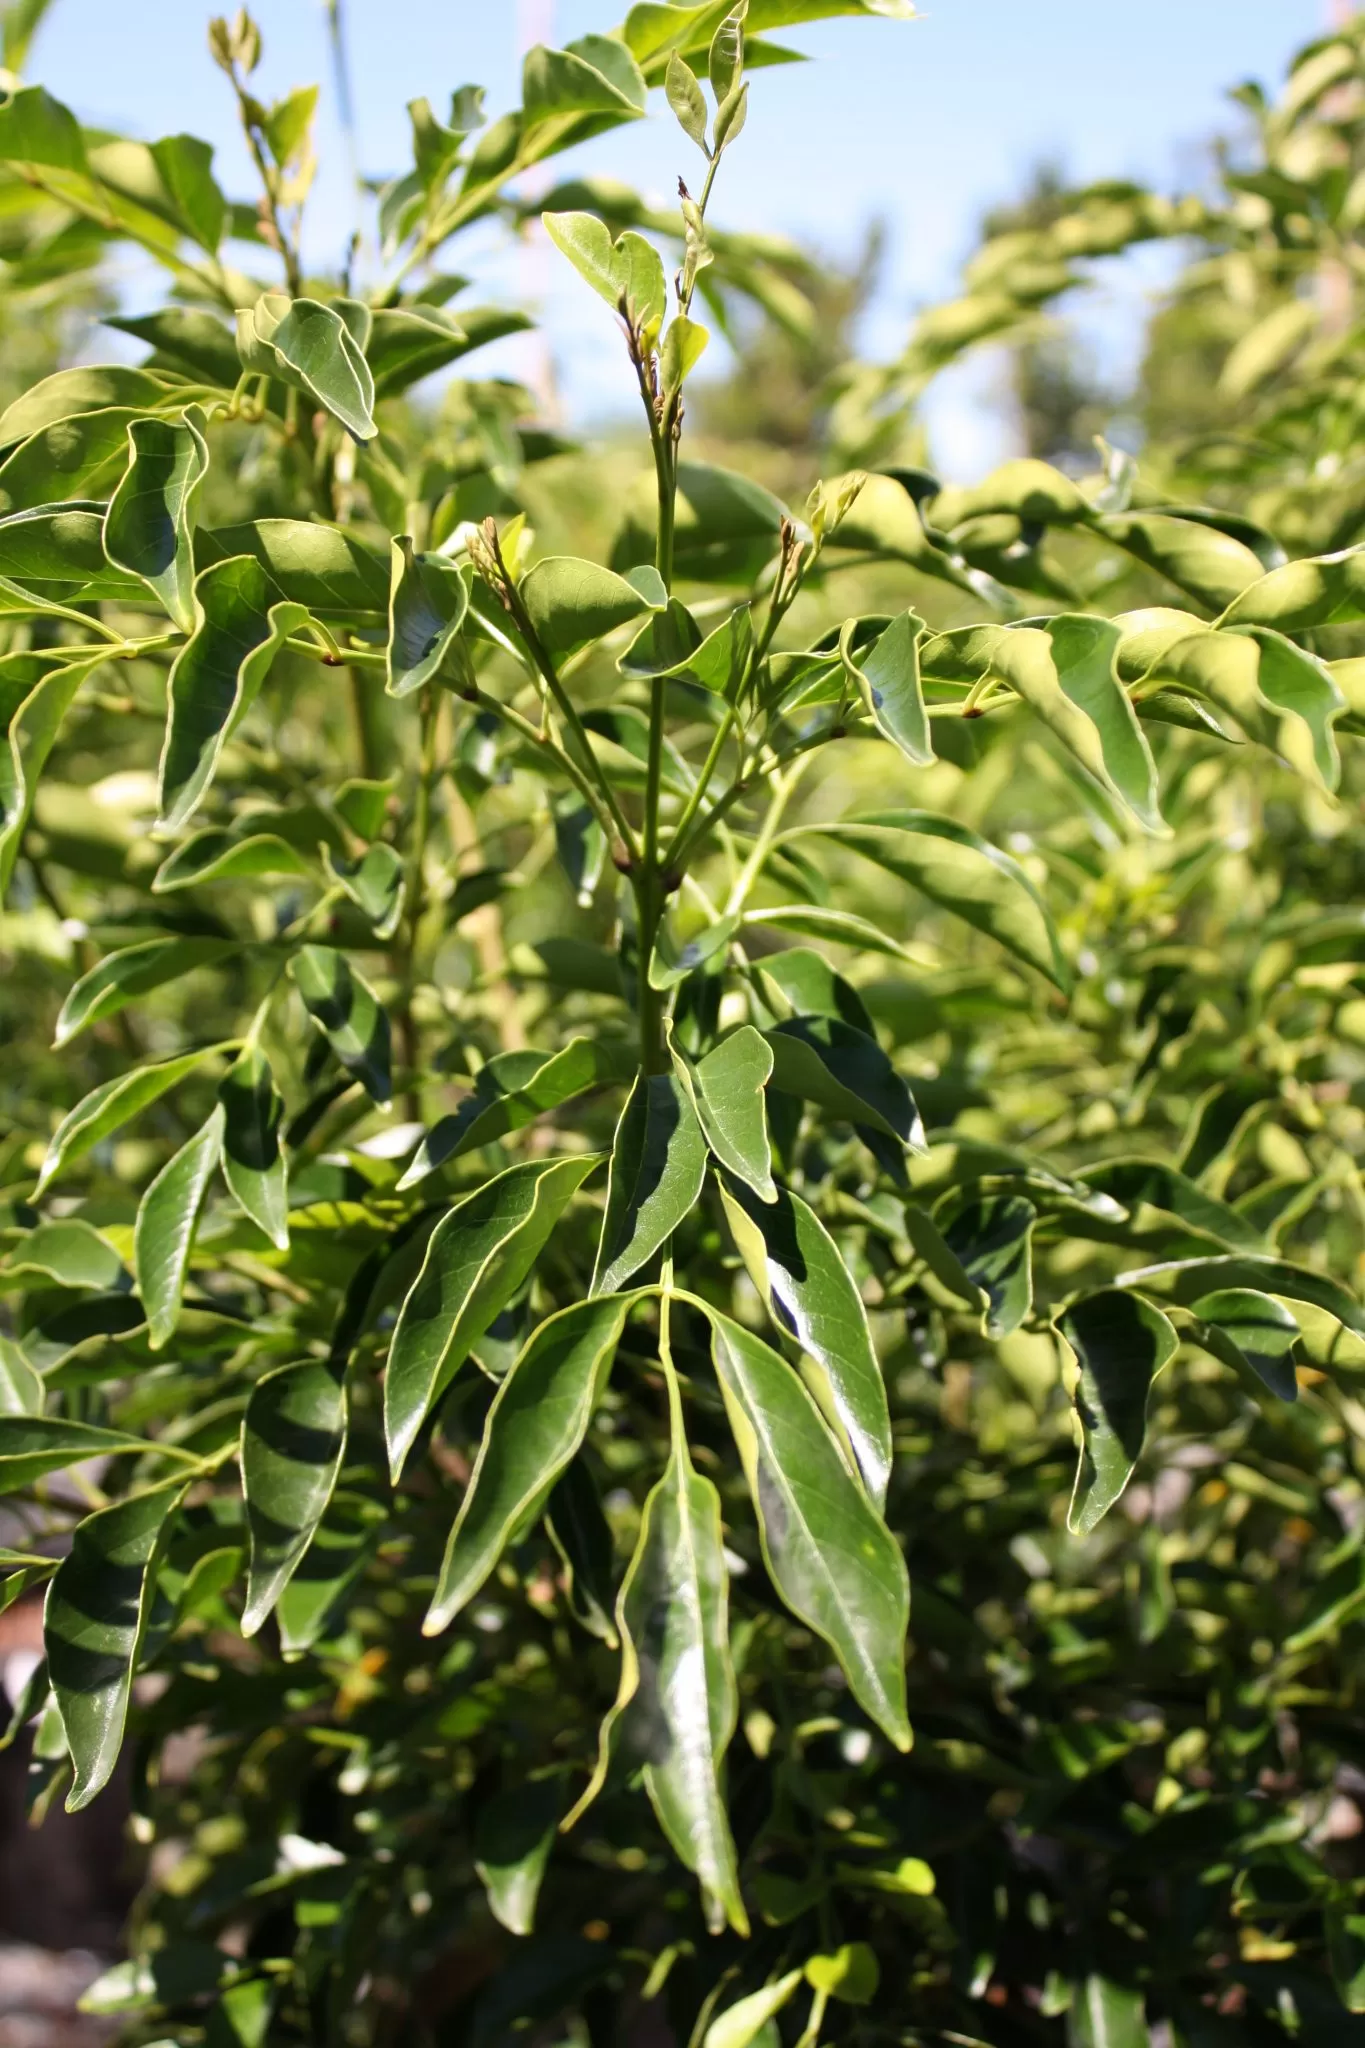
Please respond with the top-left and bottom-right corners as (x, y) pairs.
(524, 37), (647, 129)
(0, 1218), (125, 1293)
(36, 1046), (227, 1196)
(1068, 1976), (1148, 2048)
(152, 830), (316, 893)
(592, 1072), (707, 1294)
(237, 294), (377, 443)
(1116, 1253), (1365, 1337)
(148, 132), (227, 251)
(196, 518), (389, 616)
(45, 1476), (186, 1809)
(676, 1025), (775, 1201)
(764, 1016), (923, 1150)
(241, 1357), (347, 1634)
(1061, 1288), (1178, 1534)
(426, 1294), (630, 1630)
(719, 1177), (892, 1503)
(54, 936), (238, 1047)
(571, 1412), (747, 1935)
(134, 1105), (224, 1350)
(703, 1305), (911, 1747)
(324, 840), (405, 939)
(289, 946), (392, 1106)
(0, 649), (108, 898)
(386, 537), (469, 697)
(474, 1777), (563, 1937)
(157, 555), (307, 830)
(0, 406), (148, 513)
(1077, 1157), (1264, 1252)
(1189, 1288), (1300, 1403)
(988, 617), (1164, 831)
(386, 1156), (598, 1479)
(939, 1192), (1036, 1338)
(545, 1459), (618, 1644)
(275, 1494), (378, 1659)
(103, 408), (210, 631)
(799, 811), (1070, 987)
(846, 610), (933, 765)
(219, 1045), (288, 1249)
(398, 1039), (625, 1189)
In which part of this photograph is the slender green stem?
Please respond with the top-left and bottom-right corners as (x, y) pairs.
(502, 597), (638, 857)
(395, 687), (438, 1116)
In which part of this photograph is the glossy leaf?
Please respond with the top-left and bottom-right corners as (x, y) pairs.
(847, 610), (933, 765)
(158, 555), (307, 830)
(241, 1357), (347, 1634)
(1117, 1253), (1365, 1337)
(1061, 1289), (1178, 1534)
(800, 811), (1070, 987)
(196, 518), (389, 616)
(474, 1778), (563, 1937)
(0, 649), (108, 898)
(426, 1294), (630, 1630)
(0, 406), (147, 513)
(398, 1038), (624, 1189)
(134, 1104), (223, 1349)
(1077, 1157), (1263, 1252)
(386, 1156), (598, 1479)
(36, 1046), (226, 1196)
(103, 408), (210, 631)
(55, 936), (237, 1047)
(940, 1192), (1036, 1338)
(276, 1494), (377, 1658)
(289, 946), (392, 1106)
(703, 1306), (911, 1748)
(386, 537), (469, 697)
(219, 1045), (288, 1249)
(1189, 1287), (1299, 1402)
(45, 1476), (186, 1808)
(990, 617), (1164, 831)
(546, 1459), (618, 1644)
(703, 1973), (804, 2048)
(1069, 1976), (1148, 2048)
(592, 1072), (707, 1295)
(719, 1176), (892, 1503)
(0, 1416), (168, 1495)
(0, 504), (146, 606)
(764, 1016), (923, 1149)
(676, 1025), (775, 1201)
(573, 1415), (747, 1935)
(238, 294), (377, 443)
(519, 554), (651, 659)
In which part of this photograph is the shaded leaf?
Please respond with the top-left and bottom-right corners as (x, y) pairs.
(398, 1038), (625, 1189)
(546, 1459), (618, 1644)
(940, 1192), (1036, 1338)
(592, 1072), (707, 1294)
(1189, 1288), (1299, 1403)
(386, 537), (469, 697)
(1061, 1289), (1178, 1535)
(676, 1025), (775, 1201)
(103, 408), (210, 631)
(219, 1045), (288, 1249)
(289, 946), (392, 1106)
(55, 936), (237, 1047)
(134, 1105), (223, 1350)
(765, 1016), (923, 1149)
(0, 1416), (167, 1495)
(241, 1357), (347, 1634)
(519, 554), (651, 660)
(475, 1778), (563, 1937)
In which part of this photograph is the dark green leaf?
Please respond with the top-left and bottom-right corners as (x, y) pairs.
(719, 1177), (891, 1503)
(593, 1072), (707, 1294)
(241, 1357), (347, 1634)
(703, 1305), (911, 1748)
(386, 537), (469, 697)
(940, 1193), (1036, 1339)
(0, 1415), (167, 1494)
(0, 504), (145, 605)
(426, 1294), (630, 1629)
(289, 946), (392, 1106)
(1117, 1253), (1365, 1336)
(36, 1046), (226, 1195)
(0, 407), (147, 514)
(103, 408), (210, 631)
(158, 555), (307, 830)
(519, 554), (651, 659)
(325, 841), (405, 939)
(45, 1476), (186, 1808)
(765, 1016), (923, 1150)
(55, 937), (237, 1047)
(134, 1105), (223, 1350)
(475, 1777), (563, 1937)
(1077, 1158), (1264, 1252)
(1189, 1288), (1299, 1402)
(398, 1038), (624, 1190)
(275, 1493), (378, 1658)
(0, 650), (108, 897)
(676, 1025), (775, 1201)
(1061, 1289), (1178, 1534)
(219, 1045), (288, 1250)
(386, 1156), (598, 1479)
(546, 1459), (618, 1644)
(1068, 1976), (1148, 2048)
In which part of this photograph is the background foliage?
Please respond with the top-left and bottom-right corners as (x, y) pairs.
(3, 6), (1365, 2047)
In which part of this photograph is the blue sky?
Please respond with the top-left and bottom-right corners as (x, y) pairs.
(29, 1), (1325, 475)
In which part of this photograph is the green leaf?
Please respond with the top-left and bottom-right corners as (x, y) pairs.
(1189, 1288), (1299, 1403)
(989, 617), (1164, 832)
(1077, 1158), (1263, 1252)
(219, 1045), (288, 1250)
(134, 1105), (224, 1350)
(709, 3), (747, 98)
(386, 1156), (598, 1479)
(661, 315), (710, 392)
(366, 303), (496, 398)
(261, 84), (318, 169)
(676, 1025), (775, 1201)
(45, 1476), (186, 1809)
(800, 811), (1069, 987)
(940, 1193), (1036, 1338)
(275, 1494), (377, 1658)
(0, 649), (108, 897)
(36, 1045), (228, 1196)
(0, 407), (147, 514)
(386, 537), (469, 698)
(612, 460), (786, 585)
(703, 1973), (804, 2048)
(398, 1039), (624, 1189)
(0, 368), (189, 448)
(1061, 1289), (1178, 1535)
(0, 84), (85, 171)
(593, 1072), (707, 1294)
(158, 555), (307, 830)
(103, 409), (210, 631)
(1238, 625), (1344, 789)
(148, 133), (227, 251)
(324, 841), (405, 939)
(649, 911), (740, 989)
(524, 37), (647, 128)
(764, 1016), (923, 1149)
(289, 946), (393, 1107)
(474, 1778), (563, 1937)
(196, 518), (389, 616)
(426, 1294), (630, 1630)
(1218, 541), (1365, 632)
(755, 947), (874, 1034)
(55, 937), (237, 1048)
(845, 609), (933, 766)
(0, 1337), (41, 1415)
(573, 1412), (747, 1935)
(110, 309), (241, 388)
(0, 504), (146, 605)
(703, 1306), (911, 1747)
(1116, 1253), (1365, 1337)
(665, 50), (709, 149)
(241, 1357), (347, 1634)
(0, 1219), (125, 1293)
(153, 829), (315, 893)
(546, 1460), (618, 1644)
(519, 554), (651, 659)
(1068, 1976), (1148, 2048)
(719, 1177), (892, 1503)
(237, 294), (377, 443)
(1099, 510), (1268, 610)
(805, 1944), (879, 2004)
(0, 1416), (166, 1494)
